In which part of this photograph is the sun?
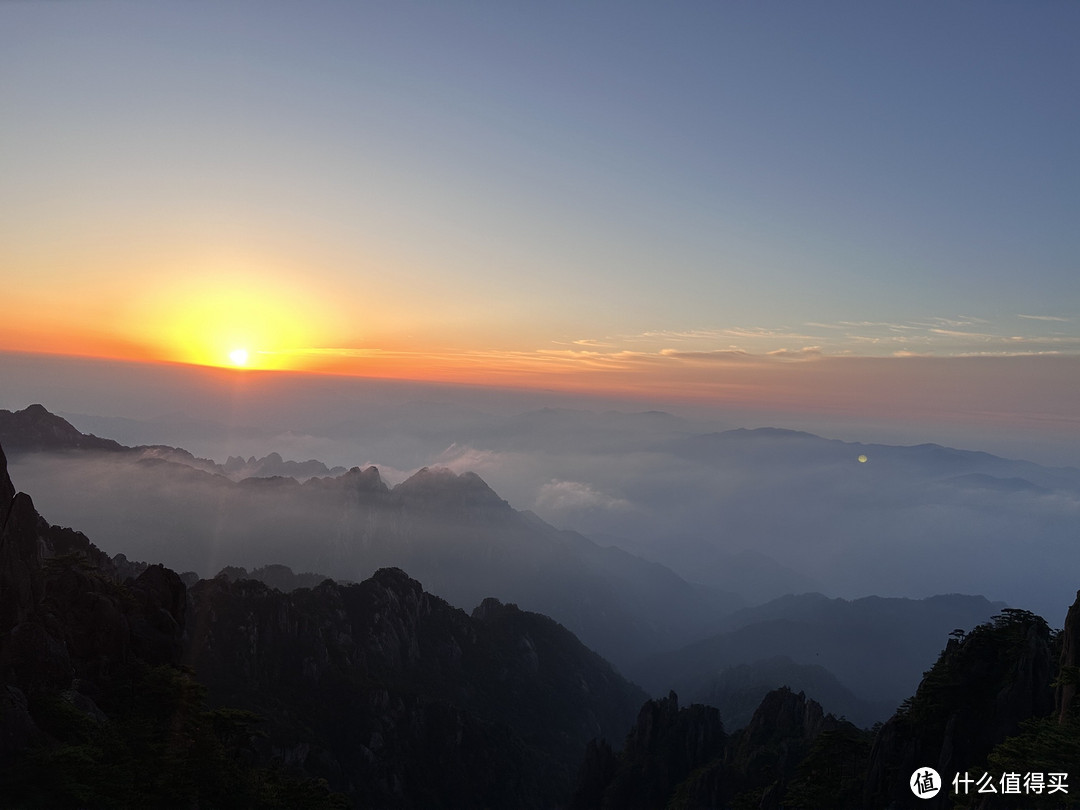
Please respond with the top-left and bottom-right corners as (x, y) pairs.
(228, 347), (250, 367)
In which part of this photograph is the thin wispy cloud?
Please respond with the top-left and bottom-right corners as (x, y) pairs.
(928, 328), (997, 339)
(657, 348), (756, 362)
(1018, 314), (1071, 322)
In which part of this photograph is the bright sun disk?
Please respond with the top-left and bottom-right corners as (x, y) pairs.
(229, 348), (249, 366)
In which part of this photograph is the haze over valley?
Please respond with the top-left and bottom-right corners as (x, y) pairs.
(3, 2), (1079, 805)
(2, 401), (1071, 726)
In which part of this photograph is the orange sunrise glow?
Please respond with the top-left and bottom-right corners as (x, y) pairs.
(108, 265), (358, 372)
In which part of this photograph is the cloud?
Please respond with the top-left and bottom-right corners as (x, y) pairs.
(434, 443), (505, 475)
(1018, 314), (1070, 322)
(570, 338), (618, 348)
(928, 328), (996, 339)
(535, 479), (631, 512)
(657, 348), (755, 363)
(765, 347), (823, 359)
(805, 321), (916, 331)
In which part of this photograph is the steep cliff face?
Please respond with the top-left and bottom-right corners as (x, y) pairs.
(1057, 590), (1080, 723)
(725, 687), (840, 798)
(570, 691), (726, 810)
(570, 686), (854, 810)
(573, 598), (1079, 810)
(864, 609), (1055, 809)
(185, 569), (646, 808)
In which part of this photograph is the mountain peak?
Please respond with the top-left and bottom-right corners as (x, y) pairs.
(0, 404), (124, 453)
(395, 466), (508, 511)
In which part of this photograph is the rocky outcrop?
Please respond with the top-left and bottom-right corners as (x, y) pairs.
(223, 451), (347, 481)
(213, 562), (336, 592)
(0, 443), (177, 784)
(185, 568), (646, 807)
(570, 691), (726, 810)
(729, 687), (835, 775)
(864, 609), (1055, 809)
(571, 686), (853, 810)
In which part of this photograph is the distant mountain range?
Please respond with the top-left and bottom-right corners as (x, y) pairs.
(0, 404), (1022, 723)
(2, 412), (1078, 808)
(0, 442), (645, 807)
(0, 405), (741, 672)
(634, 590), (1004, 726)
(42, 399), (1080, 625)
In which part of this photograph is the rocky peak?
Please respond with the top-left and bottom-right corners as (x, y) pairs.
(471, 596), (505, 622)
(737, 686), (831, 752)
(570, 690), (725, 810)
(341, 464), (388, 492)
(864, 609), (1055, 808)
(0, 404), (123, 453)
(394, 467), (508, 512)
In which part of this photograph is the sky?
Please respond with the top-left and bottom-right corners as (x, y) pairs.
(2, 1), (1079, 453)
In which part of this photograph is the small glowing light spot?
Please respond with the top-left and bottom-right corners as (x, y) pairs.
(229, 348), (249, 366)
(857, 454), (868, 463)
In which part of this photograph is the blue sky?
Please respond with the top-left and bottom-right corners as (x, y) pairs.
(2, 1), (1078, 426)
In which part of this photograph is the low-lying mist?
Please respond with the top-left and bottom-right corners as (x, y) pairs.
(13, 404), (1080, 627)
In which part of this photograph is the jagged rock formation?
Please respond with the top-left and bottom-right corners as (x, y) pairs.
(0, 438), (652, 807)
(961, 591), (1080, 810)
(0, 404), (343, 481)
(2, 405), (741, 670)
(863, 608), (1056, 809)
(576, 596), (1080, 810)
(0, 443), (186, 689)
(636, 591), (1005, 726)
(213, 562), (338, 592)
(570, 691), (726, 810)
(186, 570), (646, 807)
(571, 686), (859, 809)
(695, 655), (895, 730)
(223, 451), (347, 480)
(0, 442), (344, 807)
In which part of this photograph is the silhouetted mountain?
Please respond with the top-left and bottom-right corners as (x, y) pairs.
(0, 404), (344, 482)
(0, 403), (124, 453)
(223, 452), (347, 480)
(576, 593), (1080, 809)
(0, 443), (345, 807)
(634, 591), (1004, 722)
(0, 439), (649, 807)
(695, 655), (895, 730)
(570, 691), (726, 810)
(187, 570), (646, 806)
(1, 406), (742, 669)
(864, 607), (1059, 809)
(572, 687), (867, 810)
(212, 563), (339, 592)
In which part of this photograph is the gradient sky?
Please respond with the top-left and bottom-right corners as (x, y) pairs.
(2, 2), (1078, 439)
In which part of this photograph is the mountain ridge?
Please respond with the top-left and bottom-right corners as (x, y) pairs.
(0, 405), (743, 670)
